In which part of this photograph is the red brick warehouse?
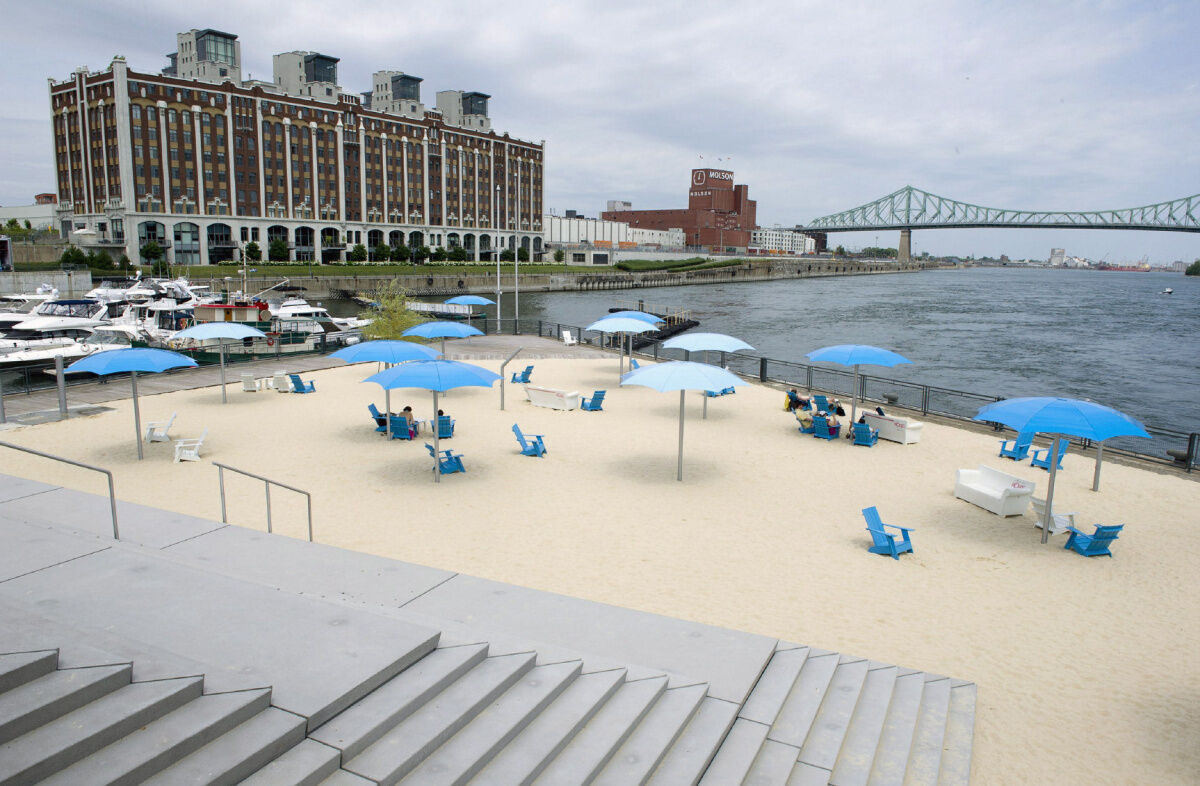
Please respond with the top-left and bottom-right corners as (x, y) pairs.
(601, 168), (757, 252)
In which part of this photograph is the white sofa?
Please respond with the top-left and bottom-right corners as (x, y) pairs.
(862, 412), (924, 445)
(523, 384), (582, 411)
(954, 465), (1036, 516)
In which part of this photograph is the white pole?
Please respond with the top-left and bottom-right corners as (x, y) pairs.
(1041, 436), (1062, 544)
(132, 371), (143, 460)
(1092, 442), (1104, 492)
(677, 390), (686, 481)
(385, 389), (392, 438)
(432, 390), (441, 483)
(219, 341), (227, 403)
(850, 365), (860, 424)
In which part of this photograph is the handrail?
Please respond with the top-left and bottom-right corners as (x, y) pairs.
(213, 461), (312, 542)
(0, 441), (119, 539)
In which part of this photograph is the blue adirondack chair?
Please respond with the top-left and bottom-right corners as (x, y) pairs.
(582, 391), (605, 411)
(812, 415), (840, 440)
(425, 443), (465, 474)
(813, 394), (832, 412)
(704, 386), (736, 398)
(1030, 444), (1065, 471)
(388, 415), (415, 440)
(795, 412), (816, 434)
(862, 506), (914, 560)
(368, 403), (388, 432)
(999, 431), (1033, 461)
(436, 415), (455, 438)
(512, 423), (546, 457)
(1063, 523), (1123, 557)
(510, 365), (534, 384)
(288, 374), (315, 394)
(630, 359), (640, 370)
(852, 421), (879, 447)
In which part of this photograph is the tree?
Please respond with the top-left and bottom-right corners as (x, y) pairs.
(553, 248), (565, 263)
(833, 245), (846, 257)
(360, 280), (424, 340)
(1187, 259), (1200, 276)
(348, 243), (368, 262)
(412, 245), (430, 264)
(244, 241), (262, 261)
(87, 250), (114, 271)
(390, 243), (410, 262)
(117, 254), (132, 269)
(140, 241), (164, 266)
(23, 220), (31, 230)
(373, 243), (391, 262)
(429, 247), (448, 262)
(59, 246), (87, 268)
(268, 238), (289, 261)
(499, 249), (515, 262)
(517, 247), (529, 262)
(447, 245), (468, 262)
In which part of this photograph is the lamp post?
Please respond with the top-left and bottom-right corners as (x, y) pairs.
(494, 183), (502, 327)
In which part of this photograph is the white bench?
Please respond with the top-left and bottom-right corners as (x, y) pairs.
(523, 384), (581, 411)
(954, 465), (1036, 516)
(862, 412), (924, 445)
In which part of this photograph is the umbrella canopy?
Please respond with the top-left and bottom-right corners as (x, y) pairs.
(606, 311), (664, 324)
(333, 340), (442, 437)
(173, 322), (269, 404)
(402, 320), (484, 355)
(364, 360), (501, 482)
(972, 397), (1149, 543)
(620, 361), (747, 481)
(805, 344), (912, 423)
(444, 295), (495, 306)
(66, 348), (197, 460)
(661, 332), (754, 353)
(585, 317), (660, 333)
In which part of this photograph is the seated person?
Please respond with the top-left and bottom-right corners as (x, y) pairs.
(823, 411), (842, 433)
(400, 405), (416, 433)
(795, 409), (814, 430)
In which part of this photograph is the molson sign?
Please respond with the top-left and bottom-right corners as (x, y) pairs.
(691, 169), (734, 187)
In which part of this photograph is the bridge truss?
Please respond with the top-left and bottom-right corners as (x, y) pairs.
(806, 186), (1200, 233)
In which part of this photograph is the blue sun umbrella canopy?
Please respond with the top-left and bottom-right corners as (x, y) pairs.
(806, 344), (912, 422)
(66, 348), (197, 460)
(444, 295), (495, 306)
(402, 320), (484, 354)
(661, 332), (754, 353)
(364, 359), (501, 482)
(173, 322), (269, 404)
(621, 361), (747, 481)
(606, 311), (664, 324)
(330, 340), (441, 365)
(585, 317), (660, 333)
(973, 397), (1149, 544)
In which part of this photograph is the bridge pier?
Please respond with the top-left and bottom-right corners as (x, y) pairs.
(898, 229), (911, 264)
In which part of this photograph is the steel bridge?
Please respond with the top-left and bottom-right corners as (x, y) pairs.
(806, 186), (1200, 234)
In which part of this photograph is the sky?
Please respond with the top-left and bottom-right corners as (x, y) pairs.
(2, 0), (1197, 263)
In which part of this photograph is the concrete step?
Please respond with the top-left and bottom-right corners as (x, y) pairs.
(647, 696), (739, 785)
(697, 717), (769, 785)
(936, 682), (976, 786)
(0, 663), (131, 745)
(769, 651), (840, 749)
(828, 665), (898, 786)
(312, 643), (488, 761)
(40, 687), (270, 785)
(144, 706), (308, 786)
(791, 760), (834, 785)
(744, 737), (800, 785)
(797, 657), (870, 772)
(0, 675), (202, 784)
(469, 668), (627, 785)
(343, 651), (536, 785)
(320, 770), (375, 785)
(398, 660), (582, 785)
(868, 671), (926, 786)
(740, 646), (809, 727)
(239, 738), (341, 786)
(0, 649), (58, 694)
(902, 677), (951, 786)
(532, 675), (667, 785)
(593, 682), (708, 785)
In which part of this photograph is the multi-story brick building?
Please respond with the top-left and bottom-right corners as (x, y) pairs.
(601, 169), (756, 252)
(49, 29), (545, 265)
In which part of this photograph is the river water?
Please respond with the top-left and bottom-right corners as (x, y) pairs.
(337, 267), (1200, 439)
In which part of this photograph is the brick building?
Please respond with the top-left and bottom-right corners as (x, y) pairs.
(601, 168), (756, 252)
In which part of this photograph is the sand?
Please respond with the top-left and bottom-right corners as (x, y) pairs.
(1, 354), (1197, 784)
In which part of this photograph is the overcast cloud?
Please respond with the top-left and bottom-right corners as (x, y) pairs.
(2, 0), (1197, 262)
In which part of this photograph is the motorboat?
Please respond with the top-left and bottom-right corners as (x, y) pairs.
(271, 297), (370, 330)
(0, 299), (120, 351)
(0, 325), (149, 369)
(1161, 287), (1174, 295)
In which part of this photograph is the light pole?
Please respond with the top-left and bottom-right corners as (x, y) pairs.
(494, 183), (502, 327)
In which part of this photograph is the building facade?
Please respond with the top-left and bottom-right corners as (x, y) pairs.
(750, 227), (815, 255)
(50, 29), (545, 265)
(601, 169), (757, 251)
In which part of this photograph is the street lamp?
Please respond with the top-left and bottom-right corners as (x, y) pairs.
(494, 183), (502, 326)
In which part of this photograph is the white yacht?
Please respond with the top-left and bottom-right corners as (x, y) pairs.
(271, 297), (370, 331)
(0, 299), (117, 351)
(0, 325), (148, 369)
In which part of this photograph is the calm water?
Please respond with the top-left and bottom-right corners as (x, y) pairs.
(334, 267), (1199, 437)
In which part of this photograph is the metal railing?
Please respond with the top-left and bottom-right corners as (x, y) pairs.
(215, 462), (313, 542)
(0, 441), (119, 539)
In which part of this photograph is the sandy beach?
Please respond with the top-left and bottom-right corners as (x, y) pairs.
(1, 350), (1197, 784)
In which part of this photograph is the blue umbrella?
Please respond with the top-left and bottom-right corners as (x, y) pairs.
(587, 317), (661, 380)
(66, 348), (197, 460)
(806, 344), (913, 423)
(973, 397), (1149, 543)
(332, 340), (442, 437)
(173, 322), (269, 404)
(661, 333), (756, 419)
(444, 295), (495, 306)
(402, 320), (485, 355)
(364, 359), (500, 482)
(606, 311), (664, 324)
(620, 361), (747, 481)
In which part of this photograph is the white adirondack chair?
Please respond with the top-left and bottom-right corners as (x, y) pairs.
(143, 413), (176, 443)
(241, 373), (258, 392)
(1032, 496), (1077, 535)
(562, 330), (578, 346)
(174, 428), (208, 462)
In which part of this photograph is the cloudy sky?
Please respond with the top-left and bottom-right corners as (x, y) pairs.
(3, 0), (1197, 262)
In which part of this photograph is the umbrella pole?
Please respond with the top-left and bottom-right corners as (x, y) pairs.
(1092, 442), (1104, 492)
(219, 341), (227, 404)
(433, 391), (440, 483)
(132, 371), (143, 460)
(385, 390), (392, 438)
(850, 366), (859, 424)
(677, 389), (685, 482)
(703, 352), (709, 420)
(1041, 436), (1061, 544)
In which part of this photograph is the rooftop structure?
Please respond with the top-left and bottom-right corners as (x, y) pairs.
(603, 169), (757, 252)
